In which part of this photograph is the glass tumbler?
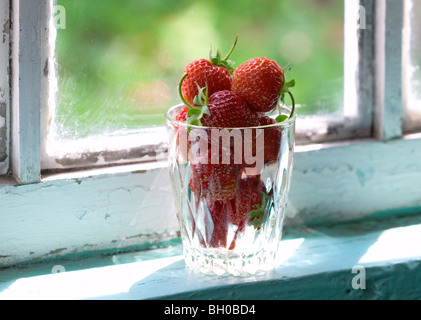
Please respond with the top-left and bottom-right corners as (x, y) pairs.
(166, 105), (296, 276)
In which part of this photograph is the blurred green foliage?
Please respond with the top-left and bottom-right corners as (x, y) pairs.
(55, 0), (344, 138)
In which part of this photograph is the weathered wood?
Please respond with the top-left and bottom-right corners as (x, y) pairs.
(287, 136), (421, 226)
(1, 135), (421, 267)
(11, 0), (43, 184)
(357, 0), (376, 134)
(1, 215), (421, 300)
(0, 0), (10, 175)
(0, 162), (179, 267)
(374, 0), (404, 140)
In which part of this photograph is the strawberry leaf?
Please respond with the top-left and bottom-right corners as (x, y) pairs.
(201, 105), (210, 116)
(193, 95), (203, 106)
(286, 79), (295, 88)
(226, 59), (235, 66)
(187, 114), (201, 126)
(283, 64), (293, 76)
(184, 83), (211, 127)
(187, 107), (203, 117)
(208, 35), (238, 74)
(276, 114), (288, 123)
(277, 71), (296, 120)
(247, 192), (271, 229)
(248, 205), (264, 229)
(186, 106), (208, 127)
(194, 83), (209, 106)
(216, 49), (222, 60)
(211, 56), (219, 66)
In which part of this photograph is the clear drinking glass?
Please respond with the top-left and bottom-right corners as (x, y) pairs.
(166, 105), (296, 276)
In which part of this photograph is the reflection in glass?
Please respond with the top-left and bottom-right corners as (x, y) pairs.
(403, 0), (421, 133)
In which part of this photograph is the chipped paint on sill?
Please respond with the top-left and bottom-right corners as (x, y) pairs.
(49, 248), (67, 255)
(42, 126), (168, 171)
(2, 18), (9, 44)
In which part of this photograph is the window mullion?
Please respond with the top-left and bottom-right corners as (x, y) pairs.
(356, 0), (376, 134)
(0, 0), (10, 176)
(11, 0), (45, 184)
(374, 0), (404, 141)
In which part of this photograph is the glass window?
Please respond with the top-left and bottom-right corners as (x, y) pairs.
(46, 0), (347, 169)
(403, 0), (421, 134)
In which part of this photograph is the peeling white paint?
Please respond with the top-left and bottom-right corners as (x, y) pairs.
(0, 162), (179, 267)
(1, 135), (421, 267)
(0, 0), (9, 175)
(75, 209), (88, 220)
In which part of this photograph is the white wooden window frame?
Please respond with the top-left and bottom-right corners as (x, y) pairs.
(0, 1), (10, 176)
(1, 0), (421, 267)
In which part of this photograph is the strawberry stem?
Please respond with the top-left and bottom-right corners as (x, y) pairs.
(223, 34), (239, 61)
(287, 90), (296, 119)
(277, 77), (296, 121)
(276, 89), (296, 121)
(178, 73), (211, 127)
(178, 73), (195, 109)
(209, 35), (238, 73)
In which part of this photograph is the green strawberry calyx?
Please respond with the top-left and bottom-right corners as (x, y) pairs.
(276, 66), (296, 123)
(178, 73), (210, 126)
(247, 192), (271, 229)
(209, 35), (238, 74)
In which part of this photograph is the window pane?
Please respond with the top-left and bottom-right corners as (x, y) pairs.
(52, 0), (344, 140)
(403, 0), (421, 134)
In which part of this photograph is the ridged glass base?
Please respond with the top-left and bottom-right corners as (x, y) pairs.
(183, 246), (279, 276)
(183, 236), (277, 276)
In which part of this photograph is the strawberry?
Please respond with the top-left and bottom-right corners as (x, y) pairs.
(258, 116), (283, 163)
(170, 106), (190, 162)
(189, 155), (241, 202)
(181, 36), (238, 107)
(232, 57), (285, 113)
(181, 59), (232, 107)
(207, 199), (228, 248)
(201, 90), (260, 128)
(174, 106), (188, 122)
(202, 178), (269, 250)
(229, 177), (266, 228)
(189, 90), (261, 173)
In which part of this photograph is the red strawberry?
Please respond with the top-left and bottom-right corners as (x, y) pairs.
(229, 177), (266, 228)
(189, 153), (241, 202)
(201, 90), (260, 128)
(174, 106), (188, 122)
(207, 200), (228, 248)
(258, 116), (283, 163)
(170, 106), (190, 162)
(232, 57), (284, 113)
(181, 59), (232, 106)
(181, 36), (238, 107)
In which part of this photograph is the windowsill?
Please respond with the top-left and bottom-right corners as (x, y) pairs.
(2, 135), (421, 268)
(41, 159), (169, 182)
(1, 213), (421, 300)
